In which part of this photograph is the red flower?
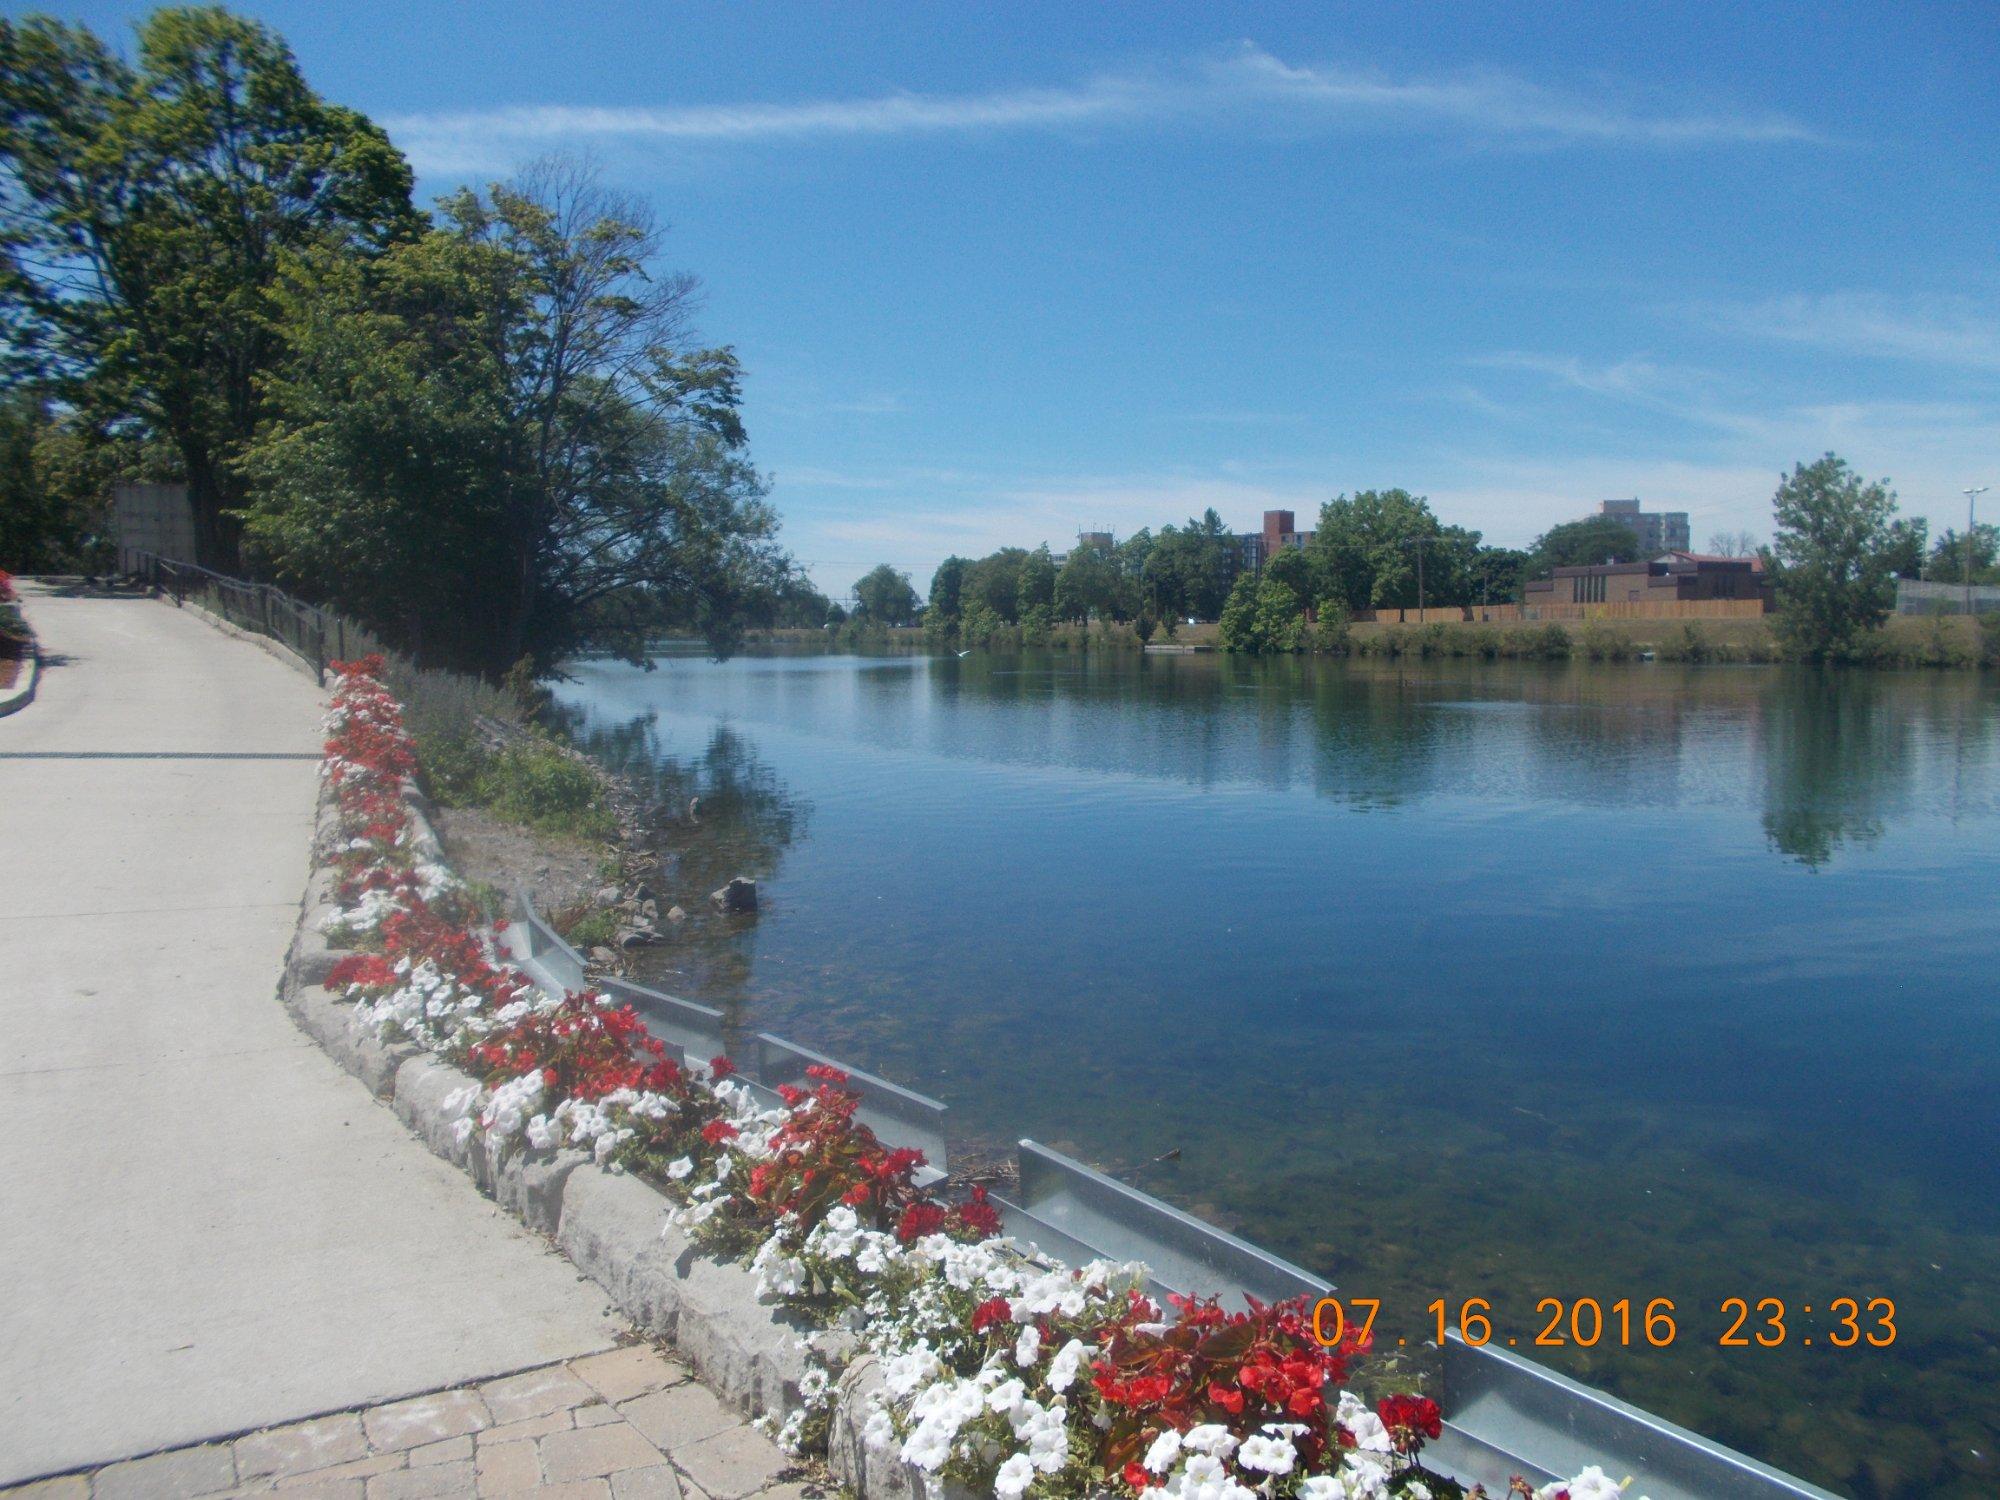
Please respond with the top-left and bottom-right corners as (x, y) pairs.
(1376, 1394), (1442, 1453)
(972, 1297), (1013, 1333)
(701, 1119), (739, 1145)
(896, 1201), (946, 1243)
(1206, 1381), (1245, 1414)
(709, 1055), (737, 1079)
(805, 1063), (849, 1083)
(1123, 1462), (1151, 1492)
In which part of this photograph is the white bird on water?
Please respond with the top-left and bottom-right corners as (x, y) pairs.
(956, 649), (972, 658)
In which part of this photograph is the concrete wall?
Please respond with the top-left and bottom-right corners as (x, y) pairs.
(112, 481), (196, 569)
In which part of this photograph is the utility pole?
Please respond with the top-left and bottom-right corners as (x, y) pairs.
(1965, 486), (1989, 616)
(1401, 535), (1428, 616)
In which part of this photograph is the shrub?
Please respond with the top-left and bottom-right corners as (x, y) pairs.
(1981, 611), (2000, 667)
(1309, 599), (1351, 654)
(473, 738), (617, 841)
(1577, 622), (1633, 662)
(1657, 622), (1711, 663)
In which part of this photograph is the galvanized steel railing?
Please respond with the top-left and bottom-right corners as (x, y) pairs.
(503, 860), (1841, 1499)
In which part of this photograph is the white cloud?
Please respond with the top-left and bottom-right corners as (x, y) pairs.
(387, 43), (1818, 177)
(1701, 292), (2000, 370)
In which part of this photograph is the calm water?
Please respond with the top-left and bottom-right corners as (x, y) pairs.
(553, 651), (2000, 1499)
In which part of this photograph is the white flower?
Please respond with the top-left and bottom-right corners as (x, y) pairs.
(1143, 1430), (1182, 1473)
(1180, 1425), (1239, 1460)
(1548, 1468), (1632, 1500)
(1013, 1324), (1041, 1368)
(993, 1454), (1036, 1499)
(1046, 1338), (1087, 1393)
(861, 1408), (896, 1450)
(1235, 1434), (1295, 1475)
(666, 1156), (694, 1180)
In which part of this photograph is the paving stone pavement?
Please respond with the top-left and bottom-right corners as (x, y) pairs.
(0, 1347), (817, 1500)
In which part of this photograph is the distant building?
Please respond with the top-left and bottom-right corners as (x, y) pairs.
(1238, 510), (1315, 574)
(1525, 551), (1770, 608)
(1597, 498), (1690, 553)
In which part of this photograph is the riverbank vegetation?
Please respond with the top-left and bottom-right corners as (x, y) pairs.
(1219, 457), (1999, 668)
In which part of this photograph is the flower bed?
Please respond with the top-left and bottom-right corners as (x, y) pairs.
(0, 569), (34, 694)
(313, 656), (1641, 1500)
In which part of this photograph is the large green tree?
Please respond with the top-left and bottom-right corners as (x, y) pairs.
(1310, 489), (1480, 610)
(1529, 515), (1643, 573)
(0, 6), (417, 565)
(1768, 454), (1900, 662)
(1145, 510), (1237, 620)
(852, 563), (919, 625)
(244, 158), (782, 675)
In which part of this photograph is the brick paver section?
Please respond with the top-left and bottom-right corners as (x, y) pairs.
(2, 1348), (809, 1500)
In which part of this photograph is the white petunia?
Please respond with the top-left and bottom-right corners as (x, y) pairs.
(993, 1454), (1036, 1499)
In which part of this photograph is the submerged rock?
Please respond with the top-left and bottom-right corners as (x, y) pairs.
(709, 876), (758, 914)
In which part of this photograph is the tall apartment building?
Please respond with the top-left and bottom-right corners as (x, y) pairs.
(1238, 510), (1316, 573)
(1599, 498), (1690, 553)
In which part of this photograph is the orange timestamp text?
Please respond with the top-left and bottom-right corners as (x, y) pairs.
(1310, 1296), (1896, 1351)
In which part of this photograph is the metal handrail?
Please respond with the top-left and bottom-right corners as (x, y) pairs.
(121, 548), (369, 687)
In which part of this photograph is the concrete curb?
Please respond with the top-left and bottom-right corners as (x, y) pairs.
(0, 649), (39, 718)
(279, 777), (944, 1500)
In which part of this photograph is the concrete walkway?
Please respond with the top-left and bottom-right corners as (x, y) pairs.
(0, 587), (622, 1487)
(1, 1345), (804, 1500)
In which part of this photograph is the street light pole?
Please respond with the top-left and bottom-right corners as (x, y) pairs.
(1965, 486), (1989, 616)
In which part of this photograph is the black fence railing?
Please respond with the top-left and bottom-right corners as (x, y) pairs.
(122, 549), (386, 688)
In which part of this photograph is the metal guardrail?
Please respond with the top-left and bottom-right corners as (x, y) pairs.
(501, 892), (948, 1183)
(996, 1140), (1331, 1307)
(1432, 1336), (1841, 1500)
(504, 860), (1838, 1497)
(123, 549), (372, 687)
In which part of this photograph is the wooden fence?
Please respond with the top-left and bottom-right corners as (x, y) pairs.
(1355, 599), (1768, 625)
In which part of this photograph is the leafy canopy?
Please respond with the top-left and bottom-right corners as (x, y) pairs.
(0, 5), (417, 563)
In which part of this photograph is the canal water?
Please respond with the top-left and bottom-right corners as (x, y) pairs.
(553, 649), (2000, 1499)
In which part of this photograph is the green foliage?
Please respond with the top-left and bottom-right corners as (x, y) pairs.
(1530, 516), (1643, 572)
(928, 555), (968, 619)
(1310, 598), (1352, 654)
(1768, 454), (1901, 663)
(0, 6), (418, 566)
(852, 563), (919, 625)
(1309, 489), (1483, 611)
(1577, 622), (1635, 661)
(1923, 523), (2000, 586)
(1657, 623), (1713, 663)
(1053, 538), (1126, 622)
(1881, 518), (1929, 581)
(467, 738), (616, 841)
(558, 905), (621, 951)
(1144, 510), (1237, 620)
(0, 388), (154, 570)
(1979, 612), (2000, 668)
(244, 158), (784, 676)
(1218, 573), (1305, 653)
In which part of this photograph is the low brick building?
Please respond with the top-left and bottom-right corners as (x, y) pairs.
(1525, 551), (1770, 609)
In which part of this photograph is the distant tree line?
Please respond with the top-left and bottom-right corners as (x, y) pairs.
(0, 6), (811, 677)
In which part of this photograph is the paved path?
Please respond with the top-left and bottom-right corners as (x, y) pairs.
(0, 1346), (803, 1500)
(0, 588), (622, 1487)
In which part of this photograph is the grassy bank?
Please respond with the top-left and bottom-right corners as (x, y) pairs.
(374, 656), (618, 843)
(1339, 611), (1998, 668)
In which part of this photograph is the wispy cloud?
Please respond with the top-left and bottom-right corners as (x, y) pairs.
(389, 43), (1819, 176)
(1700, 292), (2000, 370)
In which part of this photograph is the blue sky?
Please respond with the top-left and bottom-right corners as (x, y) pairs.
(31, 1), (2000, 595)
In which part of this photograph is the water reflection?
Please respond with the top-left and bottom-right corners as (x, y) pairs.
(554, 650), (2000, 1499)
